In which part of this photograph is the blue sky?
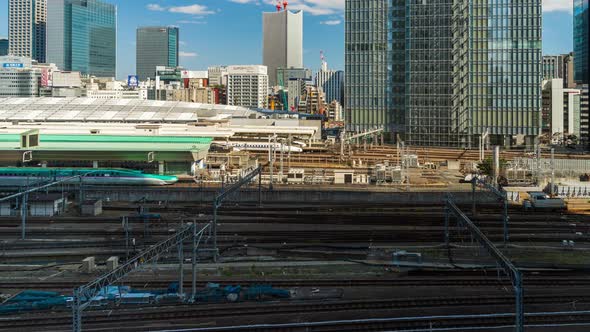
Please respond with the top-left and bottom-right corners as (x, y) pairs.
(0, 0), (577, 79)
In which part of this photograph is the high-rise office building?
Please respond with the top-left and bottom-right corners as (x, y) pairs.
(47, 0), (116, 77)
(574, 0), (589, 83)
(262, 9), (303, 87)
(346, 0), (542, 147)
(136, 27), (179, 81)
(8, 0), (46, 62)
(0, 39), (8, 56)
(543, 54), (575, 88)
(316, 60), (344, 107)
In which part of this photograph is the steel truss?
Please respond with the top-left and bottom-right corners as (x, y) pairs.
(213, 165), (262, 262)
(471, 178), (509, 246)
(72, 222), (211, 332)
(0, 172), (96, 240)
(445, 197), (524, 332)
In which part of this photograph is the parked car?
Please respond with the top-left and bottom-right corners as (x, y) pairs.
(523, 192), (566, 211)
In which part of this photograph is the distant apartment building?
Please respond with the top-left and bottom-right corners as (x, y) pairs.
(262, 9), (303, 87)
(579, 84), (590, 146)
(297, 85), (326, 115)
(346, 0), (542, 147)
(47, 0), (117, 77)
(136, 27), (179, 81)
(543, 54), (575, 88)
(227, 65), (268, 108)
(8, 0), (46, 62)
(276, 67), (311, 110)
(208, 66), (228, 87)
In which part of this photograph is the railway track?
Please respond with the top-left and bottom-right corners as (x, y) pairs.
(3, 277), (590, 291)
(2, 294), (590, 331)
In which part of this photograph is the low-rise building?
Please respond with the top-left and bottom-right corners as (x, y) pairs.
(0, 55), (53, 97)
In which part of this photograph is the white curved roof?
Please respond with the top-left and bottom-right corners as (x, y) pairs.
(0, 97), (256, 123)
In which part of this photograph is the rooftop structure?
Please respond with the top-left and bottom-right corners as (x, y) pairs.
(0, 97), (255, 123)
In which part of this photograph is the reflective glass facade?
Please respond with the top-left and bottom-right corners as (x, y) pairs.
(345, 0), (395, 133)
(47, 0), (116, 77)
(575, 0), (589, 83)
(136, 27), (179, 81)
(346, 0), (542, 147)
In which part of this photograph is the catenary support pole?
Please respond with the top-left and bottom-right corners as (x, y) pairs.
(178, 236), (184, 300)
(191, 222), (197, 301)
(213, 200), (219, 262)
(20, 193), (27, 240)
(551, 148), (555, 196)
(258, 170), (262, 207)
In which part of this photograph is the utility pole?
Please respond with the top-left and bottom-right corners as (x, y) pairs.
(550, 148), (555, 197)
(280, 140), (284, 183)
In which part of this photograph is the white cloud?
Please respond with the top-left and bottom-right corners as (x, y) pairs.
(179, 51), (198, 57)
(320, 20), (341, 25)
(146, 4), (165, 11)
(178, 20), (207, 24)
(147, 3), (215, 15)
(543, 0), (572, 12)
(229, 0), (259, 3)
(169, 4), (215, 15)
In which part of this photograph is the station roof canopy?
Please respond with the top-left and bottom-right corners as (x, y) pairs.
(0, 134), (212, 162)
(0, 97), (256, 123)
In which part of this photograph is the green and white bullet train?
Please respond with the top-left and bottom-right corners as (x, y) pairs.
(0, 168), (178, 186)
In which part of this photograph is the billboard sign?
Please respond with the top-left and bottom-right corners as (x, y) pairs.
(41, 68), (49, 87)
(2, 63), (24, 68)
(127, 75), (139, 88)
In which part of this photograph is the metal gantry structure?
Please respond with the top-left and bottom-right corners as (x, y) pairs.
(445, 196), (524, 332)
(0, 172), (95, 240)
(72, 222), (211, 332)
(471, 177), (509, 246)
(212, 165), (262, 262)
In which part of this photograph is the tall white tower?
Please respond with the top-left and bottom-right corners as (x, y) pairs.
(262, 5), (303, 87)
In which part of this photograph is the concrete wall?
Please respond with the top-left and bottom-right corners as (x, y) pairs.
(83, 187), (492, 205)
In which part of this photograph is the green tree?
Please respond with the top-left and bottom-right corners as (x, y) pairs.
(477, 157), (507, 175)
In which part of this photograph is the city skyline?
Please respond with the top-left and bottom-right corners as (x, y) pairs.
(0, 0), (579, 79)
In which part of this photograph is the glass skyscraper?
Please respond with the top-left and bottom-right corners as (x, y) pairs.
(345, 0), (542, 147)
(575, 0), (589, 83)
(136, 27), (179, 81)
(47, 0), (116, 77)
